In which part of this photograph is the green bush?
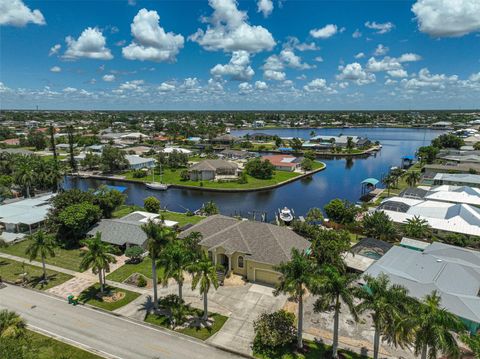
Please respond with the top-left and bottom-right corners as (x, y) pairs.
(245, 158), (274, 179)
(137, 275), (147, 287)
(237, 171), (248, 184)
(253, 310), (296, 357)
(132, 169), (147, 178)
(144, 196), (160, 213)
(125, 245), (144, 263)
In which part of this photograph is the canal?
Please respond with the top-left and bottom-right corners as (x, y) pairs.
(64, 127), (442, 220)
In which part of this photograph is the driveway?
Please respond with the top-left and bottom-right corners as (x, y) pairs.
(206, 283), (287, 356)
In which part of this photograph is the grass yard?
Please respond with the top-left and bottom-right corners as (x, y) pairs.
(79, 283), (141, 311)
(0, 239), (86, 272)
(28, 330), (103, 359)
(0, 258), (73, 290)
(112, 204), (144, 218)
(145, 309), (228, 341)
(254, 340), (371, 359)
(124, 161), (325, 190)
(106, 257), (165, 283)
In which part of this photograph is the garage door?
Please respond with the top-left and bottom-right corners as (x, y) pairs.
(254, 269), (281, 285)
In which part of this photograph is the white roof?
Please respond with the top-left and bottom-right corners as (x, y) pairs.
(130, 211), (178, 227)
(365, 243), (480, 323)
(0, 194), (54, 226)
(162, 147), (192, 154)
(0, 232), (26, 243)
(425, 185), (480, 206)
(379, 197), (480, 236)
(400, 237), (431, 250)
(125, 155), (156, 166)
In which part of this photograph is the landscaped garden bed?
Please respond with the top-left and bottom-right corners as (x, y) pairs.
(78, 284), (141, 311)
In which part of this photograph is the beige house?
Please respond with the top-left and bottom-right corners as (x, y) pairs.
(188, 159), (239, 181)
(180, 215), (310, 285)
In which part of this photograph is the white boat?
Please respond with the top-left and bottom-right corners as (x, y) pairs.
(279, 207), (294, 223)
(145, 166), (168, 191)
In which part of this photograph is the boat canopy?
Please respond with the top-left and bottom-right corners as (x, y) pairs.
(401, 155), (415, 161)
(361, 178), (380, 186)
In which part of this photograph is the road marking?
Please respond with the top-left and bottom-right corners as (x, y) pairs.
(28, 324), (123, 359)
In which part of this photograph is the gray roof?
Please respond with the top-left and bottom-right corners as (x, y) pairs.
(0, 148), (34, 155)
(365, 243), (480, 323)
(434, 173), (480, 185)
(87, 218), (147, 247)
(180, 215), (310, 265)
(189, 159), (238, 172)
(399, 187), (428, 200)
(125, 155), (156, 166)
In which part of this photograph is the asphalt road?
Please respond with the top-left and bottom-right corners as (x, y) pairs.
(0, 284), (242, 359)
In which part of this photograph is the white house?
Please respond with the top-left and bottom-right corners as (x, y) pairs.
(125, 155), (156, 170)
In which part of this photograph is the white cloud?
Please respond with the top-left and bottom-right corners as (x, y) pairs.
(279, 49), (314, 69)
(365, 21), (395, 34)
(284, 37), (319, 51)
(310, 24), (339, 39)
(352, 29), (362, 38)
(119, 79), (145, 91)
(0, 82), (10, 93)
(264, 69), (286, 81)
(210, 50), (254, 81)
(102, 74), (116, 82)
(397, 53), (422, 62)
(374, 44), (389, 56)
(314, 56), (324, 62)
(122, 9), (184, 62)
(255, 81), (268, 90)
(366, 57), (402, 72)
(64, 27), (113, 60)
(63, 87), (78, 93)
(158, 82), (175, 92)
(387, 69), (408, 78)
(336, 62), (376, 85)
(50, 66), (61, 73)
(303, 78), (335, 93)
(257, 0), (273, 17)
(49, 44), (61, 56)
(401, 68), (458, 90)
(190, 0), (275, 53)
(238, 82), (253, 94)
(469, 72), (480, 82)
(0, 0), (45, 27)
(128, 0), (136, 6)
(412, 0), (480, 37)
(355, 52), (365, 59)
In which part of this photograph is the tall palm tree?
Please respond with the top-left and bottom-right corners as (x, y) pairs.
(404, 216), (432, 239)
(313, 266), (359, 358)
(356, 274), (415, 359)
(25, 230), (56, 281)
(414, 291), (464, 359)
(362, 211), (399, 242)
(189, 251), (220, 321)
(382, 174), (395, 196)
(274, 248), (317, 350)
(406, 171), (421, 187)
(159, 239), (195, 301)
(67, 125), (77, 172)
(80, 233), (116, 294)
(0, 310), (26, 338)
(141, 220), (174, 310)
(49, 125), (58, 164)
(13, 156), (35, 198)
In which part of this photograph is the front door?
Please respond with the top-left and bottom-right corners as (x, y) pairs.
(218, 254), (229, 270)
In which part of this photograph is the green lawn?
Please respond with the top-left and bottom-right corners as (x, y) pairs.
(254, 340), (370, 359)
(0, 258), (73, 290)
(106, 257), (165, 283)
(124, 162), (325, 190)
(145, 310), (228, 341)
(112, 205), (203, 227)
(0, 239), (86, 272)
(28, 330), (103, 359)
(79, 283), (141, 311)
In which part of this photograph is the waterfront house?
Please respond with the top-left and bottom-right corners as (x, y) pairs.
(365, 242), (480, 334)
(87, 211), (178, 249)
(125, 155), (156, 170)
(377, 196), (480, 237)
(180, 215), (310, 285)
(400, 185), (480, 207)
(0, 193), (53, 238)
(218, 149), (252, 160)
(210, 134), (239, 146)
(433, 173), (480, 187)
(188, 159), (238, 181)
(262, 154), (301, 172)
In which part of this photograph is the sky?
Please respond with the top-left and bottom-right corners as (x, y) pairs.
(1, 0), (480, 111)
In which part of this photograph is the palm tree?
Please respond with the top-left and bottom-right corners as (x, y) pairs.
(159, 239), (195, 301)
(406, 171), (421, 187)
(0, 310), (26, 338)
(356, 274), (415, 359)
(274, 248), (317, 351)
(189, 251), (220, 322)
(141, 220), (174, 310)
(404, 215), (432, 239)
(80, 233), (116, 294)
(414, 291), (464, 359)
(362, 211), (399, 242)
(25, 230), (56, 281)
(313, 266), (359, 358)
(382, 174), (395, 196)
(13, 157), (35, 198)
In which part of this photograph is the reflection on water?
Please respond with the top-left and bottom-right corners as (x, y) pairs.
(64, 128), (442, 218)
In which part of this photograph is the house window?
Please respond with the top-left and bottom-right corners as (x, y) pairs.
(238, 256), (244, 268)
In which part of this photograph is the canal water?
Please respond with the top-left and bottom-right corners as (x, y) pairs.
(64, 127), (442, 220)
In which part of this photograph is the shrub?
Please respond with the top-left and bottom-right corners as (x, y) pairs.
(137, 275), (147, 287)
(245, 158), (274, 179)
(144, 196), (160, 213)
(180, 170), (190, 181)
(125, 245), (144, 263)
(237, 171), (248, 184)
(324, 198), (359, 224)
(253, 310), (296, 356)
(132, 169), (147, 178)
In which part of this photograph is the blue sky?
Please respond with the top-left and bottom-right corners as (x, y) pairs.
(1, 0), (479, 110)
